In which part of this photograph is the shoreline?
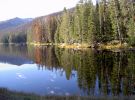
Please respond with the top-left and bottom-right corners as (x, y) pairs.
(0, 42), (134, 51)
(29, 41), (133, 51)
(0, 87), (134, 100)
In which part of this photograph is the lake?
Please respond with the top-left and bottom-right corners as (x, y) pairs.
(0, 44), (135, 97)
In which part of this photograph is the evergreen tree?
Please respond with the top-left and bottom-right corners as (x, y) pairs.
(69, 13), (75, 44)
(54, 15), (61, 43)
(94, 0), (100, 42)
(59, 8), (70, 43)
(128, 0), (135, 45)
(29, 0), (135, 46)
(87, 0), (96, 45)
(74, 2), (84, 43)
(109, 0), (125, 43)
(99, 0), (113, 42)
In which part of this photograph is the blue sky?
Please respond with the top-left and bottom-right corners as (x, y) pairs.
(0, 0), (95, 21)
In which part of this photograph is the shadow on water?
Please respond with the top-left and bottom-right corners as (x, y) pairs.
(0, 44), (135, 98)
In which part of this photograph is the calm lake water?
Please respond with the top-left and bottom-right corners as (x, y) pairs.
(0, 45), (135, 96)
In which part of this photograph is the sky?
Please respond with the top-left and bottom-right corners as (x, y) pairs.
(0, 0), (95, 21)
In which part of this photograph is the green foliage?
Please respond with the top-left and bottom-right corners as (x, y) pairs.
(1, 32), (27, 44)
(55, 0), (97, 45)
(82, 0), (95, 44)
(58, 8), (70, 43)
(53, 0), (133, 45)
(1, 0), (135, 46)
(73, 4), (83, 43)
(128, 36), (135, 46)
(1, 35), (9, 43)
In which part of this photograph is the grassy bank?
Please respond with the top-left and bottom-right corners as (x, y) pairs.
(57, 43), (91, 49)
(29, 42), (91, 49)
(98, 40), (130, 51)
(29, 42), (55, 46)
(29, 40), (133, 51)
(0, 41), (131, 51)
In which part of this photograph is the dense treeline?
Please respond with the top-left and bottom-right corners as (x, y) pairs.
(31, 15), (58, 43)
(28, 0), (135, 46)
(1, 0), (135, 46)
(0, 18), (32, 44)
(0, 23), (31, 44)
(1, 32), (27, 44)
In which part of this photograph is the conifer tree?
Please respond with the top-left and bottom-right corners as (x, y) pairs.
(59, 8), (70, 43)
(109, 0), (124, 43)
(99, 0), (113, 42)
(128, 0), (135, 45)
(87, 0), (96, 45)
(94, 0), (100, 42)
(74, 1), (84, 43)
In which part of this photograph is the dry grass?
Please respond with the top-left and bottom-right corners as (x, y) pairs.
(30, 42), (91, 49)
(98, 40), (129, 51)
(58, 43), (91, 49)
(29, 42), (55, 46)
(29, 41), (132, 51)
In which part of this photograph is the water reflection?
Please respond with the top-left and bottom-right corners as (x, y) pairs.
(0, 45), (33, 65)
(0, 45), (135, 96)
(29, 46), (135, 96)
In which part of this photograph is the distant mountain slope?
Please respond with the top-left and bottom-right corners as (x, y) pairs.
(0, 8), (73, 34)
(0, 17), (32, 31)
(0, 8), (74, 43)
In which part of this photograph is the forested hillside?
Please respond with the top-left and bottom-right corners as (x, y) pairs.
(1, 0), (135, 48)
(29, 0), (135, 47)
(0, 18), (32, 43)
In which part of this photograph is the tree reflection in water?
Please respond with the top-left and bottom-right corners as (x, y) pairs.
(28, 46), (135, 96)
(0, 45), (135, 96)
